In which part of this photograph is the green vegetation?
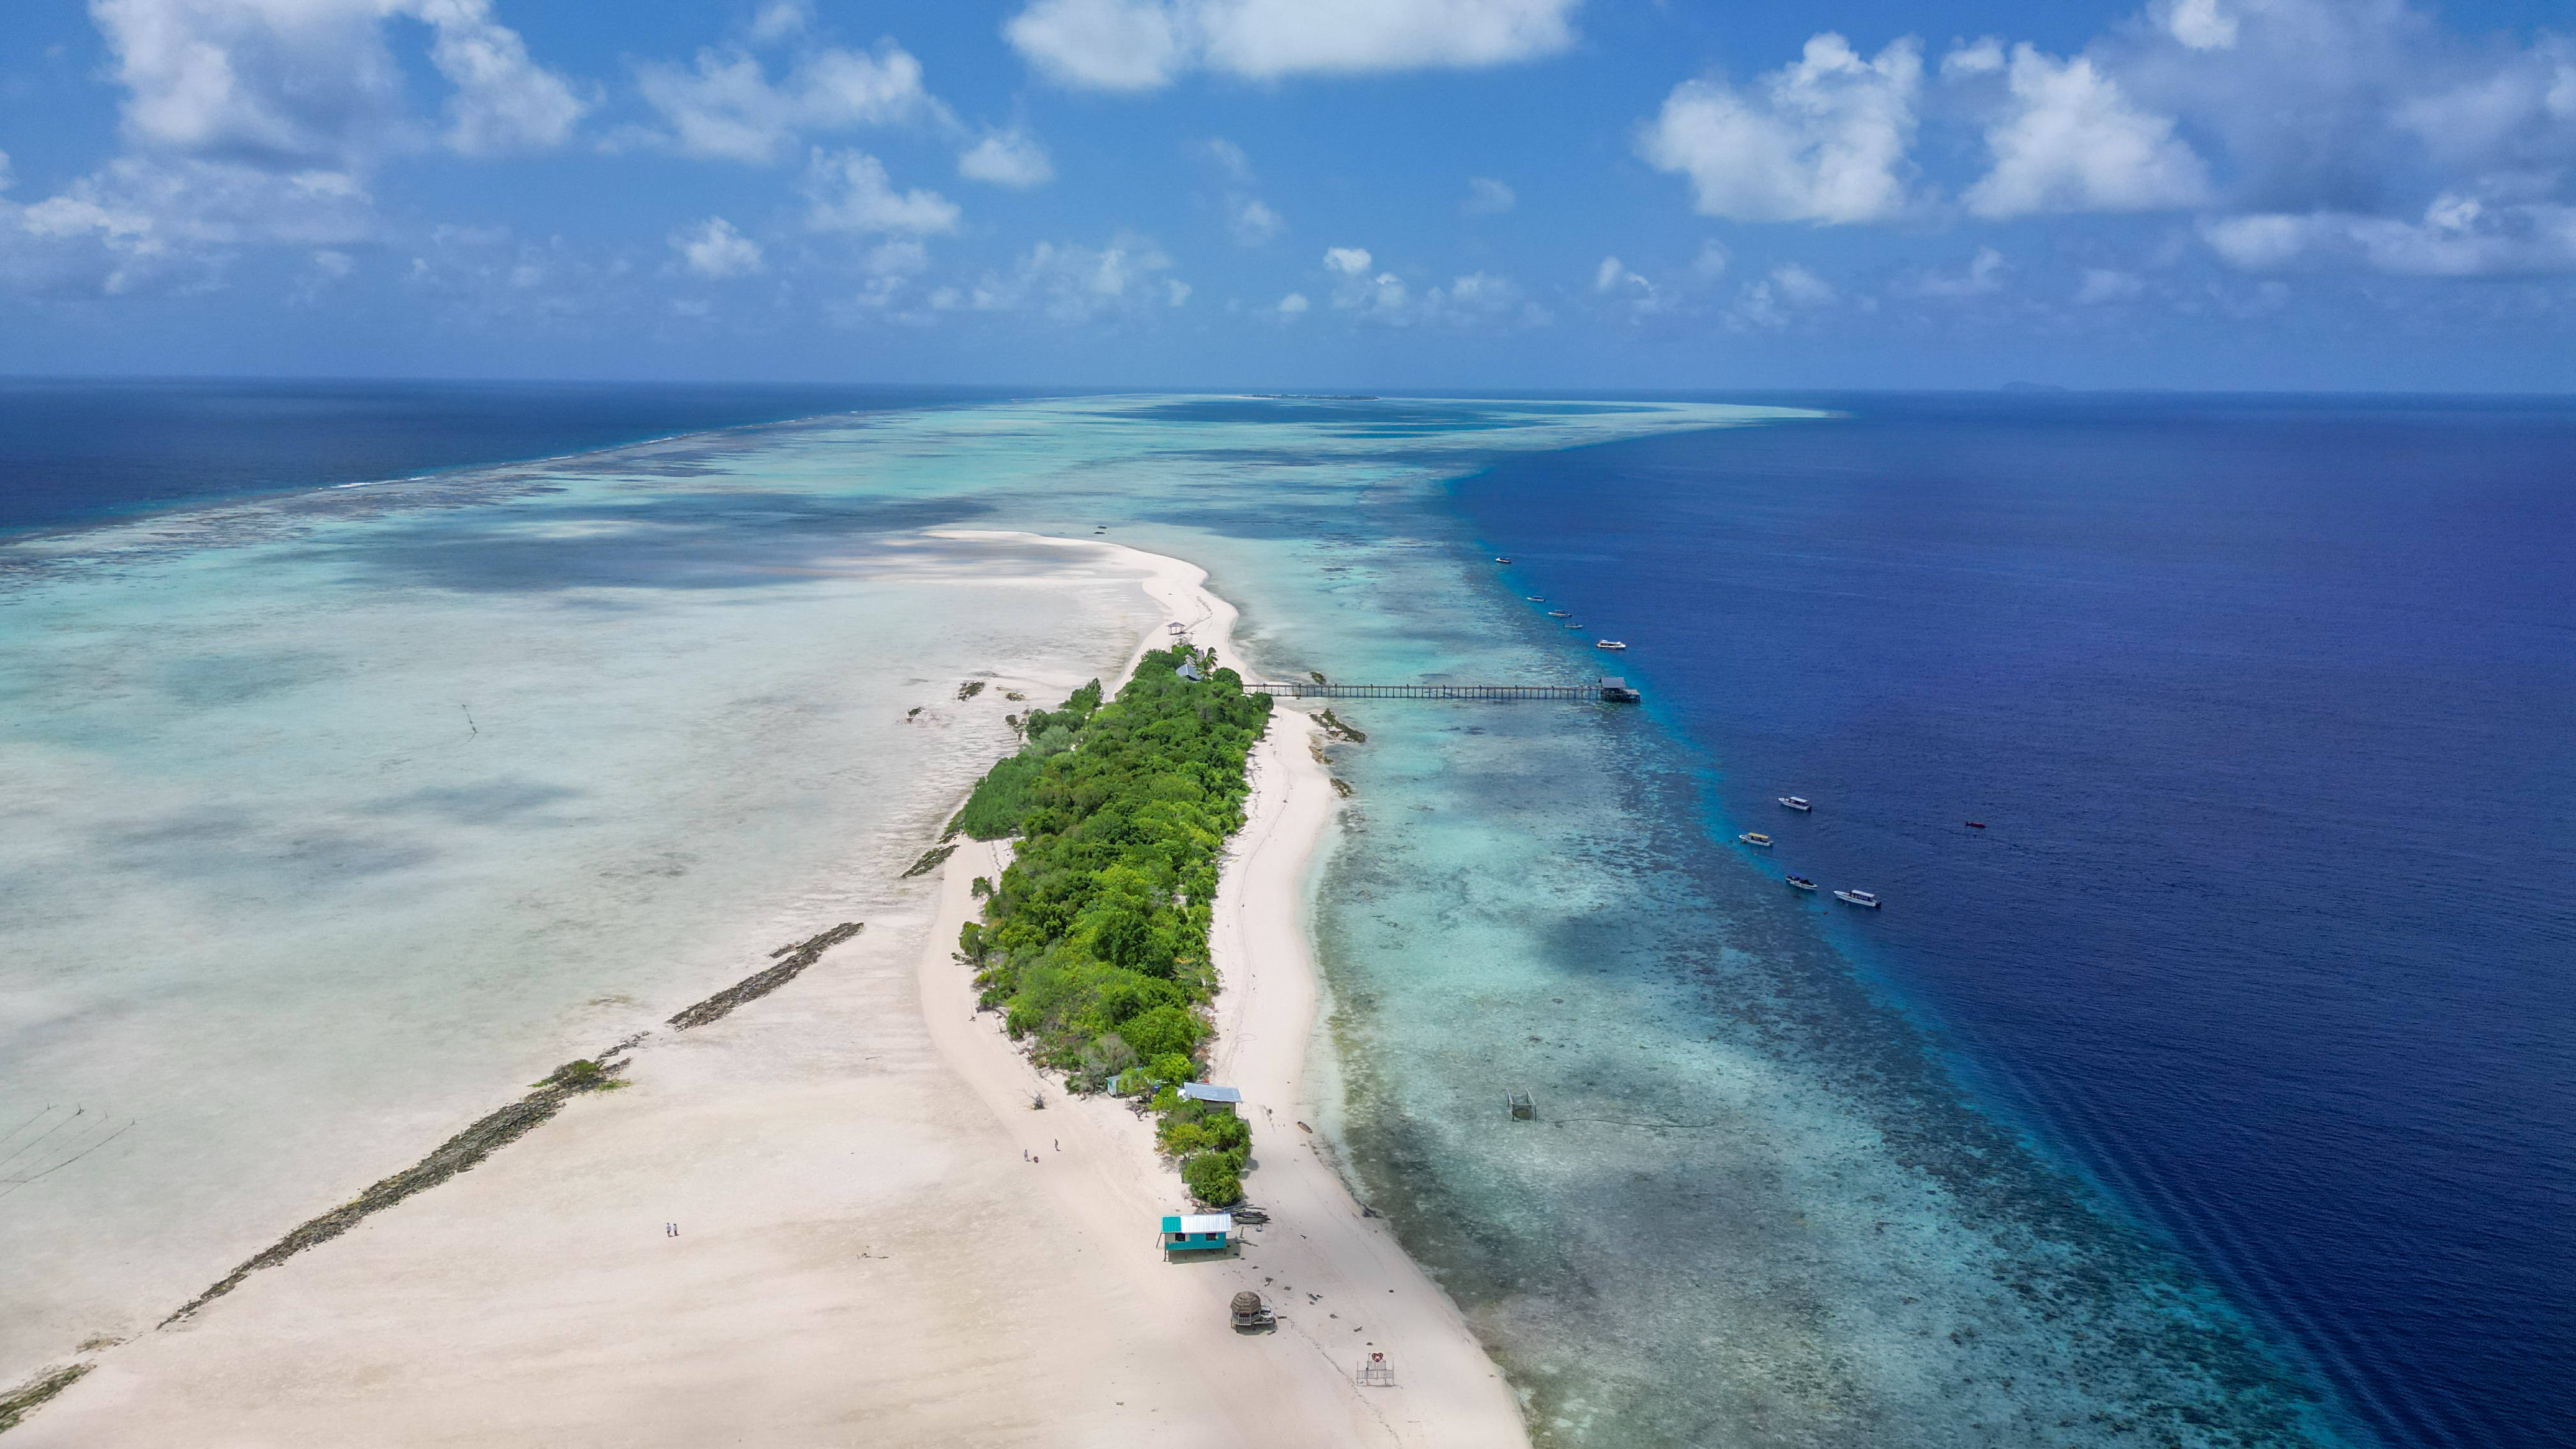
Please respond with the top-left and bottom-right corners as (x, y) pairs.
(0, 1363), (91, 1434)
(536, 1058), (625, 1092)
(951, 647), (1270, 1206)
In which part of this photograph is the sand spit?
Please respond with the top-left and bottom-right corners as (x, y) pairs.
(13, 534), (1526, 1448)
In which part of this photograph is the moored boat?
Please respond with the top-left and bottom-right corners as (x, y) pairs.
(1738, 832), (1773, 847)
(1547, 610), (1570, 618)
(1595, 640), (1627, 650)
(1777, 795), (1811, 811)
(1834, 889), (1882, 908)
(1786, 875), (1818, 891)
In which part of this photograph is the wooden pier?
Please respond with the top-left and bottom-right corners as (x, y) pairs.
(1259, 679), (1639, 703)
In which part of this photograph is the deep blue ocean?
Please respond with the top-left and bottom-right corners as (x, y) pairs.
(1453, 395), (2575, 1449)
(0, 378), (1025, 535)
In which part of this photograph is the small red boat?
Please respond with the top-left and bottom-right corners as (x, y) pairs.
(1965, 821), (1987, 829)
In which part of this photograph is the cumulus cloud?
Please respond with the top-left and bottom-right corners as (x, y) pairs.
(672, 216), (764, 277)
(91, 0), (583, 169)
(1638, 34), (1922, 225)
(1200, 137), (1255, 182)
(2076, 266), (2147, 303)
(1005, 0), (1579, 91)
(803, 149), (960, 236)
(1418, 270), (1549, 328)
(2203, 197), (2576, 277)
(958, 127), (1054, 187)
(416, 0), (590, 155)
(1229, 196), (1285, 246)
(1275, 291), (1310, 316)
(635, 41), (939, 165)
(2, 0), (595, 297)
(969, 233), (1182, 322)
(1728, 262), (1836, 330)
(2161, 0), (2238, 52)
(7, 157), (376, 297)
(1463, 176), (1516, 215)
(748, 0), (811, 45)
(1904, 245), (2007, 297)
(1319, 247), (1408, 316)
(1960, 45), (2209, 217)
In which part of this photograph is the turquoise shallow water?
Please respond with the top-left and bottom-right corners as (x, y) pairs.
(2, 394), (2347, 1445)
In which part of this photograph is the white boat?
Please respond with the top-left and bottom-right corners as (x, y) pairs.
(1834, 889), (1882, 908)
(1786, 875), (1818, 892)
(1595, 640), (1627, 650)
(1777, 795), (1811, 811)
(1738, 832), (1773, 847)
(1547, 610), (1570, 618)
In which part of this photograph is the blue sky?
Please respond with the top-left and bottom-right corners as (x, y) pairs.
(2, 0), (2571, 390)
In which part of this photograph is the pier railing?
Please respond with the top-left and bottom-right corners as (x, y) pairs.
(1258, 681), (1630, 702)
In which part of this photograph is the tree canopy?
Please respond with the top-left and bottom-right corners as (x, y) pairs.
(953, 646), (1271, 1206)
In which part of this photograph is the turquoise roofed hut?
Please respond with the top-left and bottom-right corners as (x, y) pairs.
(1160, 1211), (1232, 1255)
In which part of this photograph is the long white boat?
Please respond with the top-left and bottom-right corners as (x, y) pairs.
(1594, 640), (1627, 650)
(1833, 889), (1882, 908)
(1777, 795), (1811, 811)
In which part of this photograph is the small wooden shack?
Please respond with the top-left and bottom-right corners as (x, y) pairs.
(1160, 1212), (1233, 1255)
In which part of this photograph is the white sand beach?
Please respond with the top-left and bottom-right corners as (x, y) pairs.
(13, 533), (1526, 1448)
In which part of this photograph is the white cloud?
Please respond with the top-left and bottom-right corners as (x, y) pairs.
(748, 1), (811, 45)
(1165, 279), (1192, 305)
(1961, 45), (2209, 218)
(864, 238), (929, 275)
(1327, 257), (1409, 316)
(1229, 196), (1285, 246)
(1693, 238), (1731, 277)
(1941, 36), (2005, 79)
(2075, 266), (2146, 303)
(2203, 197), (2576, 277)
(1770, 261), (1834, 306)
(2163, 0), (2238, 52)
(635, 42), (938, 165)
(1275, 291), (1310, 316)
(1728, 262), (1836, 330)
(803, 149), (960, 236)
(672, 216), (764, 277)
(7, 157), (374, 296)
(1462, 176), (1516, 215)
(1005, 0), (1578, 91)
(958, 127), (1054, 187)
(1418, 270), (1550, 328)
(1594, 255), (1637, 293)
(89, 0), (582, 167)
(415, 0), (589, 155)
(1905, 245), (2007, 298)
(969, 233), (1181, 322)
(1200, 137), (1255, 182)
(1638, 34), (1922, 225)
